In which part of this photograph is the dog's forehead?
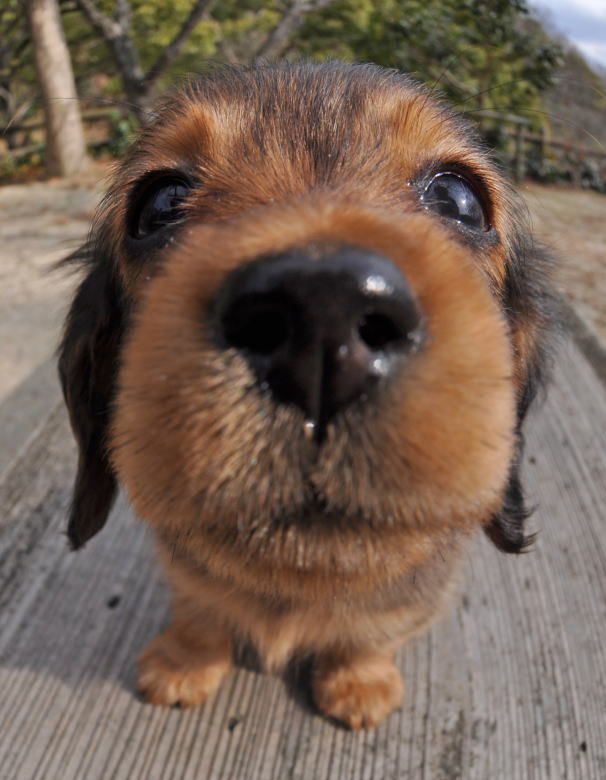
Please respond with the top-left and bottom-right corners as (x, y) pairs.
(106, 63), (516, 292)
(131, 64), (489, 186)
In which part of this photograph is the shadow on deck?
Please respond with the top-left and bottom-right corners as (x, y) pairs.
(0, 340), (604, 779)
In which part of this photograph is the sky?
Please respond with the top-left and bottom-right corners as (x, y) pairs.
(531, 0), (606, 68)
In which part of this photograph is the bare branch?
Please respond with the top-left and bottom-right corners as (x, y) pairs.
(74, 0), (213, 117)
(2, 96), (34, 135)
(145, 0), (214, 88)
(74, 0), (122, 41)
(254, 0), (333, 63)
(74, 0), (146, 118)
(116, 0), (131, 29)
(214, 37), (240, 65)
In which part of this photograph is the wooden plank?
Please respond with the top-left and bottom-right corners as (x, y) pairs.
(0, 340), (604, 779)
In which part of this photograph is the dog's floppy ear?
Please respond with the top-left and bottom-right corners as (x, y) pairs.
(59, 250), (125, 549)
(485, 443), (534, 553)
(485, 236), (556, 554)
(485, 341), (543, 554)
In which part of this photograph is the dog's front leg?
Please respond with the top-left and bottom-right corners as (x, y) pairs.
(138, 592), (233, 709)
(312, 644), (404, 730)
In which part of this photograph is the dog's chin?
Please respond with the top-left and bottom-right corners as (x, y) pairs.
(161, 479), (475, 601)
(270, 496), (362, 531)
(268, 486), (403, 533)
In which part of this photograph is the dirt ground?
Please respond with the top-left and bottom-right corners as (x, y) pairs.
(0, 170), (604, 473)
(0, 162), (108, 473)
(522, 183), (606, 342)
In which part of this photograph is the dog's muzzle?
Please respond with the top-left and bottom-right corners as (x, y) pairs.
(214, 245), (425, 432)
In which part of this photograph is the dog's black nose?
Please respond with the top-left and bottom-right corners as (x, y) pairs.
(216, 245), (424, 433)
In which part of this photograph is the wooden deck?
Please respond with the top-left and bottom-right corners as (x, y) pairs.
(0, 337), (604, 780)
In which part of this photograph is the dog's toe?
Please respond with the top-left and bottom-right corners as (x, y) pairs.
(312, 653), (404, 730)
(137, 633), (232, 708)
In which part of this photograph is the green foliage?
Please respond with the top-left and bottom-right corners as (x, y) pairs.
(0, 0), (576, 162)
(294, 0), (563, 120)
(0, 1), (36, 117)
(0, 154), (17, 183)
(49, 0), (563, 118)
(129, 0), (217, 73)
(96, 109), (139, 156)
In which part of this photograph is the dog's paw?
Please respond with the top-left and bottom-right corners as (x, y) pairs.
(137, 631), (232, 708)
(312, 653), (404, 730)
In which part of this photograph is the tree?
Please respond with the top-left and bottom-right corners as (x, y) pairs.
(73, 0), (215, 120)
(67, 1), (339, 118)
(0, 0), (571, 173)
(25, 0), (88, 176)
(0, 3), (32, 146)
(293, 0), (562, 119)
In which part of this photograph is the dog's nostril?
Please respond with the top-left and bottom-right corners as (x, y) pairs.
(215, 245), (426, 429)
(357, 312), (405, 351)
(223, 301), (290, 355)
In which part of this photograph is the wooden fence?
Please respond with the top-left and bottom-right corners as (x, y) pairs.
(477, 109), (606, 190)
(1, 108), (121, 162)
(3, 107), (606, 191)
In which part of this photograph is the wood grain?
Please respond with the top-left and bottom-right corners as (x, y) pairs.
(0, 339), (604, 780)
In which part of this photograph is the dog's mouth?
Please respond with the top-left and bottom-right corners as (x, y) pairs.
(248, 472), (394, 537)
(273, 487), (345, 528)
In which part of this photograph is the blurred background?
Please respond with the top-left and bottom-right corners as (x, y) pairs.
(0, 0), (605, 477)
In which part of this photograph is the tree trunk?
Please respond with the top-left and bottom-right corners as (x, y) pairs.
(26, 0), (88, 177)
(112, 34), (148, 121)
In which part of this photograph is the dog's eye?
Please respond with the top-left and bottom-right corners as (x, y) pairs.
(130, 177), (191, 238)
(421, 172), (488, 231)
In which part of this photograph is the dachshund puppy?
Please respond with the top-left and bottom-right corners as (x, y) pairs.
(59, 62), (555, 730)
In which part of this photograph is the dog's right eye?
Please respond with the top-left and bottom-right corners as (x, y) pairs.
(421, 172), (488, 231)
(129, 177), (191, 239)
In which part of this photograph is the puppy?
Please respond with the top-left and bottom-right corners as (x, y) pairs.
(59, 62), (555, 730)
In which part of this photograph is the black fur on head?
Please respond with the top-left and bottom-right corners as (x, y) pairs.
(58, 238), (126, 550)
(484, 209), (558, 554)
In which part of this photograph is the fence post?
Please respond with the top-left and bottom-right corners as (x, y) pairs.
(572, 152), (583, 188)
(539, 125), (547, 178)
(514, 124), (525, 182)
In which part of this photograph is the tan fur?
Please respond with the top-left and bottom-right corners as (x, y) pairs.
(66, 65), (551, 728)
(111, 200), (514, 725)
(312, 648), (405, 730)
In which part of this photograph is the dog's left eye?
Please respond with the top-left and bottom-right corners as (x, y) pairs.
(421, 172), (488, 231)
(130, 177), (191, 239)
